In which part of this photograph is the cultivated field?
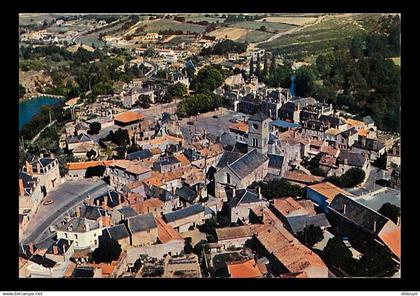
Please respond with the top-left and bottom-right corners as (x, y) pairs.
(256, 16), (318, 26)
(236, 30), (274, 43)
(141, 19), (206, 34)
(229, 21), (297, 33)
(209, 27), (250, 40)
(184, 16), (224, 24)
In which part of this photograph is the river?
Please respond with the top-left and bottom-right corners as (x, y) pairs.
(19, 96), (61, 130)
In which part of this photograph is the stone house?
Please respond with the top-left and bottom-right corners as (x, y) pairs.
(125, 213), (158, 247)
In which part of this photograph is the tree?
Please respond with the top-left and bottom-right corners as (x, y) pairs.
(250, 179), (305, 199)
(355, 244), (399, 277)
(166, 82), (187, 103)
(255, 53), (261, 77)
(294, 66), (316, 97)
(138, 94), (151, 109)
(91, 236), (122, 263)
(350, 36), (364, 59)
(85, 165), (106, 178)
(89, 121), (101, 135)
(86, 149), (97, 161)
(378, 203), (400, 224)
(177, 93), (222, 118)
(297, 225), (324, 247)
(269, 54), (276, 77)
(323, 237), (353, 270)
(263, 51), (269, 80)
(190, 65), (225, 93)
(184, 238), (194, 254)
(259, 25), (267, 32)
(326, 168), (366, 188)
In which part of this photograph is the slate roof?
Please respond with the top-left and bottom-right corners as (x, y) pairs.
(319, 115), (345, 127)
(270, 120), (300, 129)
(229, 189), (265, 208)
(127, 213), (157, 233)
(267, 153), (284, 169)
(72, 267), (95, 278)
(117, 206), (138, 219)
(217, 151), (243, 169)
(249, 111), (269, 122)
(66, 134), (92, 144)
(362, 116), (375, 125)
(94, 191), (121, 208)
(329, 194), (389, 235)
(19, 171), (39, 194)
(81, 205), (106, 221)
(157, 155), (180, 166)
(175, 186), (197, 203)
(127, 149), (153, 161)
(163, 204), (204, 223)
(146, 185), (178, 202)
(30, 255), (57, 269)
(340, 127), (357, 139)
(56, 217), (99, 232)
(104, 224), (130, 241)
(228, 149), (269, 179)
(46, 239), (72, 255)
(337, 150), (366, 167)
(286, 214), (331, 234)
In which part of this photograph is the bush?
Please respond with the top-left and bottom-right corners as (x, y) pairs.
(89, 121), (101, 135)
(297, 225), (324, 247)
(250, 179), (305, 199)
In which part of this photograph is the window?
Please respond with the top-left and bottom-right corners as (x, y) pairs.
(74, 234), (78, 239)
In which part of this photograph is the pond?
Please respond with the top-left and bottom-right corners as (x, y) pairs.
(19, 96), (61, 130)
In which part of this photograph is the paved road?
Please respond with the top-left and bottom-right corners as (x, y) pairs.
(21, 180), (111, 245)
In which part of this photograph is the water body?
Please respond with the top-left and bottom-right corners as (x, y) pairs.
(290, 74), (296, 97)
(19, 96), (61, 130)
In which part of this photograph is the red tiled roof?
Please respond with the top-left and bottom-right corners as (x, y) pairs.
(156, 217), (183, 243)
(67, 160), (113, 171)
(283, 171), (321, 185)
(227, 259), (262, 278)
(114, 111), (144, 123)
(307, 182), (352, 203)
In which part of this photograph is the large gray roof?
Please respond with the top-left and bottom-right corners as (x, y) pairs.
(228, 149), (269, 179)
(163, 204), (204, 223)
(249, 111), (269, 122)
(127, 213), (157, 233)
(216, 151), (243, 169)
(286, 214), (331, 234)
(329, 194), (389, 235)
(337, 150), (366, 167)
(105, 224), (130, 241)
(228, 189), (264, 208)
(81, 205), (106, 221)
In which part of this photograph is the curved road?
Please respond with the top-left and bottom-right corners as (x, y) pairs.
(21, 180), (111, 245)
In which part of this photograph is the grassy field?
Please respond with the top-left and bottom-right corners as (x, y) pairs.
(259, 14), (371, 49)
(229, 21), (297, 33)
(236, 30), (274, 43)
(184, 16), (224, 24)
(256, 16), (318, 26)
(141, 19), (206, 33)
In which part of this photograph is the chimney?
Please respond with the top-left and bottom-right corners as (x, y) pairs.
(75, 207), (81, 218)
(104, 194), (109, 210)
(373, 221), (377, 232)
(25, 161), (33, 176)
(53, 245), (59, 255)
(232, 187), (236, 197)
(257, 186), (262, 199)
(19, 179), (25, 196)
(343, 204), (346, 214)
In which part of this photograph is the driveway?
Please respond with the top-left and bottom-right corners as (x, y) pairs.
(21, 179), (112, 245)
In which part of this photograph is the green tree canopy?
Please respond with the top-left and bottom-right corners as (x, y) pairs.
(378, 203), (400, 224)
(91, 236), (122, 263)
(323, 237), (353, 270)
(294, 66), (317, 97)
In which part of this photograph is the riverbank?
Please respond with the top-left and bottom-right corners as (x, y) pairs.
(19, 93), (65, 103)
